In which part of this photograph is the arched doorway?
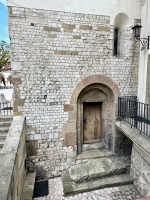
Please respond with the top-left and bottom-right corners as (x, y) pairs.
(63, 75), (120, 157)
(77, 83), (114, 154)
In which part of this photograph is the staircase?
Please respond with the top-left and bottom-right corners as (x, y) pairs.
(0, 116), (13, 152)
(62, 156), (133, 196)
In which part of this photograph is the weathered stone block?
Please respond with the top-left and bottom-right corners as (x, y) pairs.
(18, 98), (25, 106)
(43, 26), (60, 32)
(73, 35), (81, 39)
(27, 140), (38, 156)
(27, 125), (37, 131)
(64, 104), (74, 112)
(48, 34), (57, 38)
(54, 51), (78, 55)
(65, 123), (76, 132)
(11, 77), (21, 85)
(65, 132), (76, 146)
(13, 111), (23, 116)
(62, 23), (75, 29)
(63, 28), (73, 33)
(80, 25), (93, 30)
(97, 26), (110, 32)
(68, 111), (76, 121)
(8, 6), (12, 14)
(67, 151), (76, 158)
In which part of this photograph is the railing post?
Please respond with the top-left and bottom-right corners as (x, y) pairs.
(134, 100), (138, 128)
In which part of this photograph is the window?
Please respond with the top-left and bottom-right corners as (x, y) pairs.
(113, 29), (118, 56)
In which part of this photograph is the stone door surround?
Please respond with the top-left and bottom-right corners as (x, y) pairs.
(63, 75), (120, 155)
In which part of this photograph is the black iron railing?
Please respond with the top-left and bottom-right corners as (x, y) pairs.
(0, 102), (13, 116)
(118, 96), (150, 138)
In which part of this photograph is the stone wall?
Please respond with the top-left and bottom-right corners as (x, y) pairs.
(131, 144), (150, 197)
(9, 6), (140, 177)
(0, 116), (27, 200)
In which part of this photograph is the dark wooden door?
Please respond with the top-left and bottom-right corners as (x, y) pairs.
(83, 102), (102, 144)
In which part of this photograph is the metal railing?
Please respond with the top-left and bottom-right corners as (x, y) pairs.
(0, 102), (13, 116)
(118, 96), (150, 138)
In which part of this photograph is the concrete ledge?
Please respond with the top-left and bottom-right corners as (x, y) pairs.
(0, 116), (27, 200)
(20, 172), (36, 200)
(115, 121), (150, 155)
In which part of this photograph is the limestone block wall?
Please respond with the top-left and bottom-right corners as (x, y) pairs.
(0, 116), (27, 200)
(131, 144), (150, 197)
(9, 6), (140, 177)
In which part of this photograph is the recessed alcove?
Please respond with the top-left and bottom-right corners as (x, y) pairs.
(77, 83), (114, 155)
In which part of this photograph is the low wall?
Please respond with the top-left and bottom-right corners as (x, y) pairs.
(131, 144), (150, 197)
(116, 121), (150, 197)
(0, 116), (27, 200)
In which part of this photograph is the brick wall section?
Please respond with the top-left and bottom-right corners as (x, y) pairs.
(9, 7), (140, 177)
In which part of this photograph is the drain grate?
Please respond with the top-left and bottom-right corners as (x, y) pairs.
(33, 180), (49, 198)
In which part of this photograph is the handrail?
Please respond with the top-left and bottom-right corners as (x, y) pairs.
(0, 102), (13, 116)
(118, 96), (150, 138)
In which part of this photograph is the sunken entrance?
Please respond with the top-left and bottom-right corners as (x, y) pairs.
(77, 83), (115, 155)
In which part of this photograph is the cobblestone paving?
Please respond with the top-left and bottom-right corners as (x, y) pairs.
(34, 177), (142, 200)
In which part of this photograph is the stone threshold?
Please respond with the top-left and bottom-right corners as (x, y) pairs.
(62, 173), (133, 196)
(77, 149), (115, 160)
(115, 121), (150, 156)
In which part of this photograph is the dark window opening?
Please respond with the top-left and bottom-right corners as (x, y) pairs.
(2, 78), (5, 86)
(114, 29), (118, 56)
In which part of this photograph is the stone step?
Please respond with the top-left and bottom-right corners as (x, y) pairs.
(82, 142), (106, 152)
(71, 156), (130, 183)
(63, 173), (133, 196)
(0, 140), (5, 146)
(0, 121), (11, 127)
(77, 149), (115, 160)
(0, 127), (9, 134)
(0, 132), (7, 140)
(20, 172), (36, 200)
(0, 146), (3, 152)
(0, 116), (13, 122)
(0, 140), (5, 149)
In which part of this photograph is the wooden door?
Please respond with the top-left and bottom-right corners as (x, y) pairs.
(83, 102), (102, 144)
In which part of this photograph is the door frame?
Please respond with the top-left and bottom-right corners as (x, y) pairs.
(77, 84), (114, 155)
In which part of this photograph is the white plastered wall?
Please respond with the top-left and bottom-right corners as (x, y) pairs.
(137, 0), (150, 103)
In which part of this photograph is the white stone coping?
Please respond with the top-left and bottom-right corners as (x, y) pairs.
(116, 121), (150, 156)
(0, 116), (26, 199)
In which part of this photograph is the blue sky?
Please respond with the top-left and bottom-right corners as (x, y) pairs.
(0, 0), (10, 43)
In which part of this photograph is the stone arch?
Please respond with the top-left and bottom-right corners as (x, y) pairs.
(0, 74), (6, 86)
(114, 13), (130, 30)
(7, 75), (12, 86)
(70, 75), (120, 104)
(113, 13), (131, 57)
(62, 75), (120, 157)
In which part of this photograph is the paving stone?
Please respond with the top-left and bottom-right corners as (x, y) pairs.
(33, 177), (142, 200)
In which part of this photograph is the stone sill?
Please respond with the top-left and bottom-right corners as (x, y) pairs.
(115, 121), (150, 156)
